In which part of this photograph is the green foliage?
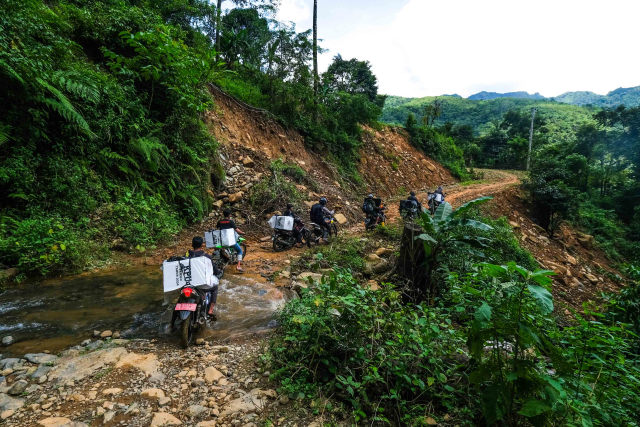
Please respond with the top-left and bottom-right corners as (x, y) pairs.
(269, 271), (465, 424)
(296, 236), (366, 272)
(248, 164), (304, 216)
(415, 198), (494, 301)
(0, 0), (220, 274)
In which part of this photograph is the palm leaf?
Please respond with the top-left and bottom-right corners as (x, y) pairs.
(448, 218), (494, 232)
(434, 201), (453, 222)
(452, 196), (494, 218)
(0, 60), (25, 85)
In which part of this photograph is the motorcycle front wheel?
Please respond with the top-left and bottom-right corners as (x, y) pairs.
(180, 316), (195, 349)
(273, 235), (288, 252)
(331, 223), (339, 237)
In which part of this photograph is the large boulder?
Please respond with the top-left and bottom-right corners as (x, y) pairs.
(242, 157), (255, 168)
(0, 394), (24, 412)
(228, 192), (243, 203)
(220, 389), (274, 417)
(24, 353), (58, 365)
(47, 347), (127, 384)
(204, 367), (224, 384)
(577, 234), (595, 249)
(364, 254), (390, 275)
(297, 272), (323, 285)
(334, 213), (347, 224)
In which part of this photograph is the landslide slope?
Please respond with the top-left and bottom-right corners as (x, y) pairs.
(205, 87), (455, 204)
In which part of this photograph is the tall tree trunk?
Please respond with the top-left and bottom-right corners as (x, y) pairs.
(312, 0), (318, 103)
(215, 0), (223, 61)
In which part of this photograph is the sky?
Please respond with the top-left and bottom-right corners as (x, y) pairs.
(275, 0), (640, 98)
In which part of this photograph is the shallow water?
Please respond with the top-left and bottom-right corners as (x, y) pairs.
(0, 266), (287, 356)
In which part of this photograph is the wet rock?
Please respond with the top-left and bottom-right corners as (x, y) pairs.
(0, 358), (20, 369)
(1, 336), (13, 346)
(100, 330), (113, 338)
(8, 379), (28, 395)
(0, 394), (24, 412)
(150, 412), (183, 426)
(80, 340), (91, 347)
(24, 353), (58, 365)
(85, 340), (104, 351)
(48, 347), (127, 383)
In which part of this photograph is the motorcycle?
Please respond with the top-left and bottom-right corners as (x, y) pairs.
(171, 285), (211, 348)
(308, 215), (339, 245)
(273, 219), (311, 252)
(399, 200), (420, 221)
(211, 236), (248, 277)
(365, 205), (387, 230)
(427, 192), (445, 216)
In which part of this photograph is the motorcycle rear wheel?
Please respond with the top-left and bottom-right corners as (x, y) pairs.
(273, 235), (287, 252)
(180, 317), (194, 349)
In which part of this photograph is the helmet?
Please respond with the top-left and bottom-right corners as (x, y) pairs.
(319, 197), (327, 206)
(437, 186), (443, 192)
(367, 194), (373, 199)
(286, 203), (293, 209)
(410, 191), (416, 196)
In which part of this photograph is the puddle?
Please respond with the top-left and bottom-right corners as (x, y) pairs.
(0, 266), (289, 356)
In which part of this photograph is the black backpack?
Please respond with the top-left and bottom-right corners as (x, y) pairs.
(310, 203), (324, 223)
(362, 199), (374, 214)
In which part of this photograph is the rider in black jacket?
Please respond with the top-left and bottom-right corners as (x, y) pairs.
(284, 203), (303, 246)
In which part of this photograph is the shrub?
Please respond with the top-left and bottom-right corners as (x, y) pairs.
(268, 270), (466, 424)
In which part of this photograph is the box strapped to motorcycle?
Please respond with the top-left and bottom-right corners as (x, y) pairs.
(162, 256), (218, 293)
(268, 215), (294, 231)
(205, 229), (237, 248)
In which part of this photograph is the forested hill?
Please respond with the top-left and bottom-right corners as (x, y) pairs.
(468, 91), (545, 101)
(381, 95), (595, 137)
(554, 86), (640, 107)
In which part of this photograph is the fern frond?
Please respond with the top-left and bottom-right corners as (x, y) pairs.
(52, 71), (100, 104)
(0, 124), (10, 146)
(0, 60), (24, 85)
(37, 77), (97, 139)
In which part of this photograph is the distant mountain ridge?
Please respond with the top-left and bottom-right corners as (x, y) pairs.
(468, 91), (545, 101)
(463, 86), (640, 107)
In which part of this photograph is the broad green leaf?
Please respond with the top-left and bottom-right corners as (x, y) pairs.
(475, 302), (492, 323)
(415, 233), (437, 245)
(434, 202), (453, 222)
(479, 263), (508, 278)
(60, 244), (66, 251)
(527, 285), (554, 314)
(448, 218), (494, 231)
(437, 373), (447, 382)
(291, 315), (306, 323)
(427, 377), (435, 386)
(518, 399), (550, 417)
(451, 196), (494, 218)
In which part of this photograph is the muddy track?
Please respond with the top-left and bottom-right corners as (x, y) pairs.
(382, 169), (520, 226)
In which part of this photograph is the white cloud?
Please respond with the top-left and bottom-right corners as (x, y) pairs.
(314, 0), (640, 97)
(277, 0), (311, 25)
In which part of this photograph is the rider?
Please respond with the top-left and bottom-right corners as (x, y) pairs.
(217, 209), (246, 272)
(187, 236), (222, 319)
(435, 186), (445, 198)
(310, 197), (334, 243)
(284, 203), (303, 247)
(407, 191), (422, 211)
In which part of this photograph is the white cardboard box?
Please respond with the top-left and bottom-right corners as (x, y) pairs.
(268, 215), (294, 231)
(205, 229), (237, 248)
(162, 257), (218, 293)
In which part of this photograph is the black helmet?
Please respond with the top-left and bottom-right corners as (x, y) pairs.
(286, 203), (293, 209)
(223, 209), (232, 217)
(319, 197), (327, 206)
(410, 191), (416, 196)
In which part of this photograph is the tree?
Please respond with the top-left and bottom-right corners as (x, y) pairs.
(422, 98), (443, 127)
(321, 54), (378, 101)
(312, 0), (318, 102)
(405, 113), (418, 136)
(221, 8), (270, 68)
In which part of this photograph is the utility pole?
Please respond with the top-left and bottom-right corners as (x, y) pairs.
(526, 107), (537, 171)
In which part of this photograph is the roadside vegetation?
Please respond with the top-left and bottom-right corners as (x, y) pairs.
(268, 200), (640, 426)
